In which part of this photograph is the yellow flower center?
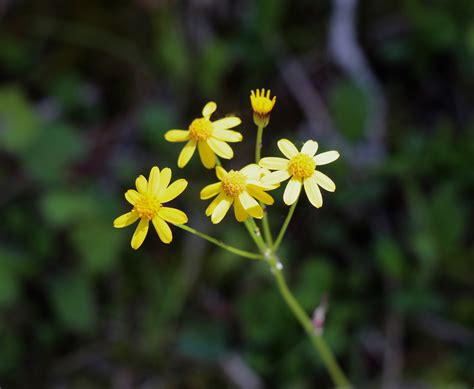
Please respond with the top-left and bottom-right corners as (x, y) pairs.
(188, 118), (213, 141)
(221, 171), (246, 197)
(133, 194), (161, 220)
(287, 153), (316, 179)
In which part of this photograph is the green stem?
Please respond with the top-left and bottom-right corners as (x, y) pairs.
(242, 217), (352, 388)
(255, 124), (264, 162)
(244, 219), (267, 253)
(270, 259), (351, 388)
(177, 224), (263, 260)
(273, 198), (298, 252)
(261, 208), (274, 246)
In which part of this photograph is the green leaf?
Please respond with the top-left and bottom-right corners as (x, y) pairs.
(49, 273), (97, 333)
(374, 237), (405, 280)
(0, 86), (41, 154)
(23, 123), (85, 184)
(71, 218), (124, 274)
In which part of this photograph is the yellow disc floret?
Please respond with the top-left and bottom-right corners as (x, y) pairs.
(221, 170), (247, 197)
(133, 194), (161, 220)
(188, 118), (213, 141)
(287, 153), (316, 179)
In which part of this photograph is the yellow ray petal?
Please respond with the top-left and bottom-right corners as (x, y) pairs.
(234, 197), (248, 222)
(212, 128), (243, 142)
(313, 171), (336, 192)
(165, 129), (189, 142)
(131, 218), (149, 250)
(159, 179), (188, 203)
(198, 140), (216, 169)
(246, 185), (274, 205)
(177, 140), (197, 168)
(148, 166), (160, 194)
(211, 196), (233, 224)
(216, 166), (227, 180)
(314, 151), (340, 166)
(152, 216), (172, 244)
(202, 101), (217, 118)
(277, 139), (299, 159)
(113, 211), (139, 228)
(304, 175), (323, 208)
(212, 117), (241, 131)
(240, 164), (260, 178)
(263, 170), (291, 185)
(207, 138), (234, 159)
(283, 178), (302, 205)
(206, 192), (226, 216)
(125, 189), (140, 205)
(200, 182), (222, 200)
(158, 168), (172, 197)
(135, 175), (148, 194)
(301, 140), (319, 156)
(259, 157), (289, 170)
(158, 207), (188, 224)
(239, 191), (263, 218)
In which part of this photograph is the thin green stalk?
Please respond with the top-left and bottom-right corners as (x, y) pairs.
(261, 208), (274, 246)
(270, 261), (351, 388)
(244, 219), (267, 253)
(255, 124), (264, 162)
(273, 198), (298, 252)
(177, 224), (263, 260)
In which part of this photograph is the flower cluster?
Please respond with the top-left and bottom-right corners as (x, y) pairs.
(114, 89), (339, 248)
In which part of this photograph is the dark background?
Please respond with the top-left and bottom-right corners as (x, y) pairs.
(0, 0), (473, 388)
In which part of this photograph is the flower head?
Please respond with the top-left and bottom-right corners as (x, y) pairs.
(250, 88), (276, 128)
(113, 166), (188, 249)
(165, 102), (242, 169)
(259, 139), (340, 208)
(200, 164), (276, 224)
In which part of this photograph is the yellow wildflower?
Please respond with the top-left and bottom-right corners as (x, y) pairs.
(113, 166), (188, 249)
(200, 164), (275, 224)
(164, 102), (242, 169)
(250, 88), (276, 128)
(259, 139), (340, 208)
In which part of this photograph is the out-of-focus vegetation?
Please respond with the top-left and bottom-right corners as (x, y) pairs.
(0, 1), (473, 388)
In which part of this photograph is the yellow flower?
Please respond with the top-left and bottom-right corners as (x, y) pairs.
(259, 139), (340, 208)
(113, 166), (188, 249)
(164, 102), (242, 169)
(250, 88), (276, 128)
(200, 164), (275, 224)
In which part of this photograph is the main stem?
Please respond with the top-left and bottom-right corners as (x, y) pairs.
(270, 257), (351, 388)
(245, 220), (351, 388)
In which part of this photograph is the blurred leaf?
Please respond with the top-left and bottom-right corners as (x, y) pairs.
(374, 237), (405, 280)
(0, 86), (41, 154)
(40, 189), (100, 228)
(138, 103), (176, 147)
(71, 218), (125, 274)
(176, 321), (227, 362)
(49, 273), (97, 333)
(295, 258), (334, 311)
(328, 81), (368, 142)
(23, 123), (85, 184)
(198, 39), (232, 95)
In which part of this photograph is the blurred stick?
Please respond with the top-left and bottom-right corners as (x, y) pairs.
(328, 0), (387, 160)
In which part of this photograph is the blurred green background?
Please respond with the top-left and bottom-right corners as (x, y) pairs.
(0, 0), (473, 388)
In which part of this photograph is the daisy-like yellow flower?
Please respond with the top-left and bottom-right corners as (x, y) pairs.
(164, 102), (242, 169)
(259, 139), (340, 208)
(200, 164), (276, 224)
(250, 88), (276, 128)
(113, 166), (188, 249)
